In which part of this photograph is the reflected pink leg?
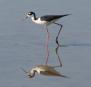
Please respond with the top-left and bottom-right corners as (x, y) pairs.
(55, 46), (62, 67)
(45, 27), (50, 65)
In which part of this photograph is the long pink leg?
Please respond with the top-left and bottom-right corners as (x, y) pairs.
(54, 23), (63, 46)
(45, 26), (50, 65)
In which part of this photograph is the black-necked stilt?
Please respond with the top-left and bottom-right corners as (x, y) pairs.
(21, 65), (67, 78)
(24, 11), (71, 67)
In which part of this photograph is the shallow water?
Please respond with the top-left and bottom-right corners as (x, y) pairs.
(0, 0), (91, 87)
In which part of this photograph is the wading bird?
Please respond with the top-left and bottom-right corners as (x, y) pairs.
(24, 11), (71, 66)
(21, 65), (67, 78)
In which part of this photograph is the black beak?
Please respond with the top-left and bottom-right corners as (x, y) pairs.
(25, 16), (28, 19)
(20, 67), (28, 73)
(22, 16), (28, 21)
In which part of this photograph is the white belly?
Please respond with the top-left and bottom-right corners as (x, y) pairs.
(31, 17), (47, 24)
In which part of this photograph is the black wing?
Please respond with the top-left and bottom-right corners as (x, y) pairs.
(40, 14), (70, 22)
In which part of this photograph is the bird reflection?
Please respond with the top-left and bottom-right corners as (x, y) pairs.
(21, 65), (67, 78)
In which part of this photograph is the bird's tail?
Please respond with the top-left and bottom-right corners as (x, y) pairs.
(60, 14), (71, 18)
(60, 74), (69, 78)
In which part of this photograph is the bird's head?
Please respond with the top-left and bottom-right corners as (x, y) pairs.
(21, 67), (36, 78)
(27, 69), (37, 78)
(25, 11), (35, 19)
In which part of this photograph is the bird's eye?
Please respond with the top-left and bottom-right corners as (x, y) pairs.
(28, 13), (31, 15)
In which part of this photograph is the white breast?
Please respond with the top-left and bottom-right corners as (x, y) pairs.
(31, 17), (47, 24)
(31, 66), (46, 74)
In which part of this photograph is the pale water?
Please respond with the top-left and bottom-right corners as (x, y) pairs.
(0, 0), (91, 87)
